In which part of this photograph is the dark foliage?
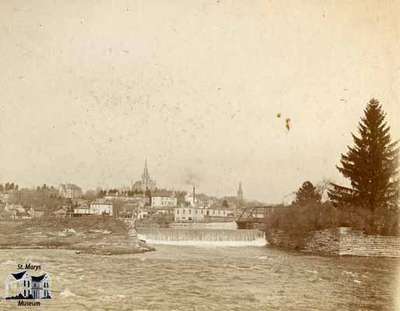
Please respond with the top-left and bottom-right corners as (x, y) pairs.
(328, 98), (399, 233)
(293, 181), (321, 207)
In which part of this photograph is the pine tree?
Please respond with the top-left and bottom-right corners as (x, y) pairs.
(294, 181), (321, 207)
(328, 99), (399, 214)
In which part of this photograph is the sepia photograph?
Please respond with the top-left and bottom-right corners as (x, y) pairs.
(0, 1), (399, 310)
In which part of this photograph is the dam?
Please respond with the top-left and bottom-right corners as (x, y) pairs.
(136, 227), (266, 246)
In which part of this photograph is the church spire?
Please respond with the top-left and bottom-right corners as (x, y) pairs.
(142, 158), (150, 182)
(144, 158), (149, 176)
(237, 182), (243, 204)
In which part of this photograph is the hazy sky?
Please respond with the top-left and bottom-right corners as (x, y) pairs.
(0, 0), (399, 202)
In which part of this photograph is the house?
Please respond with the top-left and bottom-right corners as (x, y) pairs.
(31, 274), (51, 299)
(5, 271), (51, 299)
(90, 199), (113, 216)
(5, 204), (25, 214)
(118, 202), (142, 218)
(137, 209), (149, 220)
(27, 207), (45, 218)
(151, 191), (177, 209)
(4, 204), (32, 220)
(73, 203), (91, 216)
(5, 271), (31, 299)
(59, 184), (82, 199)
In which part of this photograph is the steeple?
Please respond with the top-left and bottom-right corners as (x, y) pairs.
(142, 159), (150, 184)
(237, 182), (243, 203)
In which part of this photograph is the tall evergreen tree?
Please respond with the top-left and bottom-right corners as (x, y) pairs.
(328, 99), (399, 213)
(294, 181), (321, 207)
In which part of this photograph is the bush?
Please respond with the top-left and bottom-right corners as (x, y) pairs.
(265, 202), (399, 236)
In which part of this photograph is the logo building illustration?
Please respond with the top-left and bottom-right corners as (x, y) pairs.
(5, 271), (51, 299)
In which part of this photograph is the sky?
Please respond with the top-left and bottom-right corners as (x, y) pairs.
(0, 0), (399, 203)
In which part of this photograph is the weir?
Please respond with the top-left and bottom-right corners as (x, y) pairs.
(137, 228), (266, 246)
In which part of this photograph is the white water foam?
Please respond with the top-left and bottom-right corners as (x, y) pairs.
(138, 228), (267, 247)
(143, 238), (267, 247)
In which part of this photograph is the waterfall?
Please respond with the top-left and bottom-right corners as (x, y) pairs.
(137, 228), (266, 246)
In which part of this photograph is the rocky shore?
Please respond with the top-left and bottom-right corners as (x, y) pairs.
(0, 217), (155, 255)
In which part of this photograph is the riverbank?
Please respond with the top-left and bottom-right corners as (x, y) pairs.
(266, 227), (400, 257)
(0, 217), (155, 255)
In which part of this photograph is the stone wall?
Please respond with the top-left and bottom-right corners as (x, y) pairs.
(266, 227), (400, 257)
(337, 227), (400, 257)
(303, 228), (340, 255)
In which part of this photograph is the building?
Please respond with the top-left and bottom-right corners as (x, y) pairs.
(185, 186), (197, 207)
(174, 205), (234, 223)
(3, 204), (32, 220)
(5, 271), (51, 299)
(151, 190), (177, 209)
(73, 203), (91, 216)
(131, 160), (157, 192)
(89, 199), (113, 216)
(72, 199), (113, 216)
(137, 209), (149, 220)
(27, 207), (45, 218)
(174, 206), (205, 222)
(59, 184), (82, 199)
(204, 207), (234, 221)
(31, 274), (51, 299)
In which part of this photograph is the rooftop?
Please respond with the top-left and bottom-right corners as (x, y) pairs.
(11, 271), (27, 280)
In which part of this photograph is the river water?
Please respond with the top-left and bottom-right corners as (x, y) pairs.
(0, 245), (398, 310)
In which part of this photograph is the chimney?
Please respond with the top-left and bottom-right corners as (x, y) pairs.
(192, 186), (196, 205)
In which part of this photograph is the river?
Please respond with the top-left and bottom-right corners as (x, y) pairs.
(0, 245), (398, 310)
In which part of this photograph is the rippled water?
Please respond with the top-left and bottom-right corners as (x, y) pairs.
(0, 246), (398, 310)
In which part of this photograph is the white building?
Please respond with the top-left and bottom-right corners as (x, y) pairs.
(174, 207), (205, 222)
(73, 204), (91, 216)
(174, 206), (233, 223)
(185, 187), (197, 207)
(31, 274), (51, 299)
(5, 271), (51, 299)
(90, 199), (113, 216)
(5, 271), (31, 299)
(204, 208), (233, 218)
(151, 196), (177, 209)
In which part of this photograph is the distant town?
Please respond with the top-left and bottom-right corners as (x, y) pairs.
(0, 159), (265, 225)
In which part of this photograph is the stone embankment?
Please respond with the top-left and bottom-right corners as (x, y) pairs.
(266, 227), (400, 257)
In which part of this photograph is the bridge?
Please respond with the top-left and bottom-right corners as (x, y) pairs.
(235, 205), (286, 230)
